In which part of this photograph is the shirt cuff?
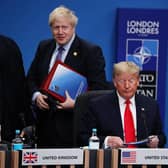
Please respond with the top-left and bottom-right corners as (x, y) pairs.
(32, 91), (41, 103)
(104, 136), (110, 149)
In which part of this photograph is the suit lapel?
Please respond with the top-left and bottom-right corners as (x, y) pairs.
(135, 95), (147, 140)
(64, 36), (80, 66)
(112, 92), (124, 139)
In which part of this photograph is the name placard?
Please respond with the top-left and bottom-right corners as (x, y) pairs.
(22, 148), (83, 165)
(121, 148), (168, 165)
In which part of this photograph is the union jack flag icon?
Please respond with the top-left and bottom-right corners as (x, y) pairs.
(23, 152), (38, 163)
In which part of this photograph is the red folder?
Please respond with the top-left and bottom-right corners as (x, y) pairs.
(41, 61), (88, 102)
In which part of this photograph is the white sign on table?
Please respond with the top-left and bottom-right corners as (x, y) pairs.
(121, 148), (168, 165)
(22, 148), (83, 166)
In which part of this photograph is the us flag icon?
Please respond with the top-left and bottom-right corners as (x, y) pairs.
(122, 151), (136, 163)
(23, 152), (38, 163)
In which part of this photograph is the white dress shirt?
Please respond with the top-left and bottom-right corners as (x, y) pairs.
(104, 92), (137, 148)
(48, 33), (75, 72)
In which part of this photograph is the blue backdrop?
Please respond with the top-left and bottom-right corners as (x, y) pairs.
(116, 9), (168, 146)
(0, 0), (168, 146)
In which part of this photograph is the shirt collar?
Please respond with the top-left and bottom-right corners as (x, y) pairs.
(116, 91), (135, 105)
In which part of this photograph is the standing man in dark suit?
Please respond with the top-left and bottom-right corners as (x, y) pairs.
(0, 35), (26, 142)
(27, 5), (107, 148)
(80, 61), (166, 148)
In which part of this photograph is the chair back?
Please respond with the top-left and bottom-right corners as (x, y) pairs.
(73, 90), (113, 147)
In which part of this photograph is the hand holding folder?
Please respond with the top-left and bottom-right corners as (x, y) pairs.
(41, 61), (88, 102)
(123, 136), (156, 147)
(56, 90), (76, 109)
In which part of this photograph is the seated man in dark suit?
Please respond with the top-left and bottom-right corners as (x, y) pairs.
(79, 61), (166, 148)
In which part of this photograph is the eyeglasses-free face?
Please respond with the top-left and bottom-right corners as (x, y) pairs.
(51, 16), (75, 46)
(113, 73), (139, 100)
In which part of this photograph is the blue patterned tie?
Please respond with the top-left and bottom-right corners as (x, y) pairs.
(55, 46), (64, 61)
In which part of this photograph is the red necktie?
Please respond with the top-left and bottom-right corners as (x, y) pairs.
(124, 99), (136, 148)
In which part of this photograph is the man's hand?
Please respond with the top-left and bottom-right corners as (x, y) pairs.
(35, 93), (49, 110)
(106, 136), (125, 148)
(147, 135), (159, 148)
(56, 90), (75, 109)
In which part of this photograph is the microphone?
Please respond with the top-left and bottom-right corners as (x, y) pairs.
(141, 107), (148, 138)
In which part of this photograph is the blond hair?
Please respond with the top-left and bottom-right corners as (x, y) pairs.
(113, 61), (140, 77)
(48, 5), (78, 27)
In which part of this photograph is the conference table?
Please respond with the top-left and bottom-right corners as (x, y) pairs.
(0, 148), (167, 168)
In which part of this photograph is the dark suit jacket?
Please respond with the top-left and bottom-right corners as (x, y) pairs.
(0, 35), (26, 141)
(27, 35), (107, 147)
(79, 91), (166, 148)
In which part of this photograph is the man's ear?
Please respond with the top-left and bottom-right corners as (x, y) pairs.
(113, 79), (117, 88)
(137, 76), (140, 86)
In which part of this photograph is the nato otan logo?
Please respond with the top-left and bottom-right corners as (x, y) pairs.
(126, 39), (158, 70)
(126, 39), (158, 99)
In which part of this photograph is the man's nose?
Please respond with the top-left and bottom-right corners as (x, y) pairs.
(58, 27), (63, 33)
(124, 80), (130, 88)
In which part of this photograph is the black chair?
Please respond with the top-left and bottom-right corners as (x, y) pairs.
(73, 90), (114, 147)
